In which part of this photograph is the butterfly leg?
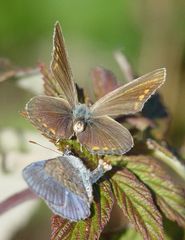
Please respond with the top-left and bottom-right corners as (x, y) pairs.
(90, 159), (112, 184)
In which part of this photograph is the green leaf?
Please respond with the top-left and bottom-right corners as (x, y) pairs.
(51, 180), (114, 240)
(147, 139), (185, 182)
(111, 227), (143, 240)
(111, 168), (164, 240)
(124, 155), (185, 228)
(57, 139), (99, 168)
(163, 218), (184, 240)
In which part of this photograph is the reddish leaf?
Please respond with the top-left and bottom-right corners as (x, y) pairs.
(111, 168), (164, 240)
(91, 66), (119, 99)
(51, 180), (114, 240)
(124, 155), (185, 228)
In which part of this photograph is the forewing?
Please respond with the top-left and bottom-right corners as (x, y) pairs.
(90, 68), (166, 117)
(77, 116), (133, 155)
(40, 64), (65, 97)
(25, 95), (73, 140)
(51, 22), (78, 107)
(48, 192), (90, 221)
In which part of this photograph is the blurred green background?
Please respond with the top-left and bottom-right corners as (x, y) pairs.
(0, 0), (185, 146)
(0, 1), (185, 239)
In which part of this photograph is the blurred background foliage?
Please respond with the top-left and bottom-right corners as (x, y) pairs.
(0, 0), (185, 146)
(0, 0), (185, 239)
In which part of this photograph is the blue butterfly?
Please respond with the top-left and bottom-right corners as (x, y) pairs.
(22, 155), (111, 221)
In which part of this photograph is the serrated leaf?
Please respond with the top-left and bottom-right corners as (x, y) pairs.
(123, 155), (185, 228)
(51, 217), (75, 240)
(51, 180), (114, 240)
(111, 168), (164, 240)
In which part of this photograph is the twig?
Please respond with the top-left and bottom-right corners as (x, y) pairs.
(114, 51), (134, 82)
(147, 139), (185, 182)
(0, 188), (37, 215)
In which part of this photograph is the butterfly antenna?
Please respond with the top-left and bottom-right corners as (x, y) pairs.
(29, 140), (63, 155)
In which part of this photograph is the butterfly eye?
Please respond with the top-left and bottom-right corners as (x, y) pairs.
(73, 120), (85, 133)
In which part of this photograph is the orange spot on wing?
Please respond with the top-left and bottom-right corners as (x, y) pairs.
(50, 128), (56, 135)
(92, 146), (100, 151)
(144, 89), (150, 94)
(139, 95), (145, 101)
(43, 123), (48, 128)
(103, 147), (109, 151)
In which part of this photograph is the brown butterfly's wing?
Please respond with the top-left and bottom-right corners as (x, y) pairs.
(50, 22), (78, 108)
(77, 116), (133, 155)
(25, 95), (73, 140)
(90, 68), (166, 117)
(40, 64), (65, 98)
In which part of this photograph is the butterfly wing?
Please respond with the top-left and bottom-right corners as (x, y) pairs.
(22, 159), (67, 205)
(23, 157), (91, 205)
(77, 116), (133, 155)
(23, 157), (91, 221)
(25, 95), (73, 140)
(90, 68), (166, 117)
(40, 64), (65, 98)
(51, 22), (78, 108)
(48, 193), (90, 221)
(23, 158), (90, 221)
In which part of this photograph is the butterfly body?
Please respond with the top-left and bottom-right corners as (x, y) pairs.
(72, 103), (92, 133)
(73, 104), (91, 121)
(24, 22), (166, 155)
(23, 155), (111, 221)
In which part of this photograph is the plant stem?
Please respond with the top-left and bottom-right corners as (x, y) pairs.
(0, 188), (37, 215)
(147, 139), (185, 181)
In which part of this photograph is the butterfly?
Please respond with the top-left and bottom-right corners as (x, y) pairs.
(22, 155), (111, 221)
(25, 22), (166, 155)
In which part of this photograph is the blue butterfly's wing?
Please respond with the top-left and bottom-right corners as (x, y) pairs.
(22, 157), (91, 221)
(48, 191), (91, 221)
(22, 160), (66, 205)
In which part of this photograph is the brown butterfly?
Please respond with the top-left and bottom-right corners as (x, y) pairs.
(25, 22), (166, 155)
